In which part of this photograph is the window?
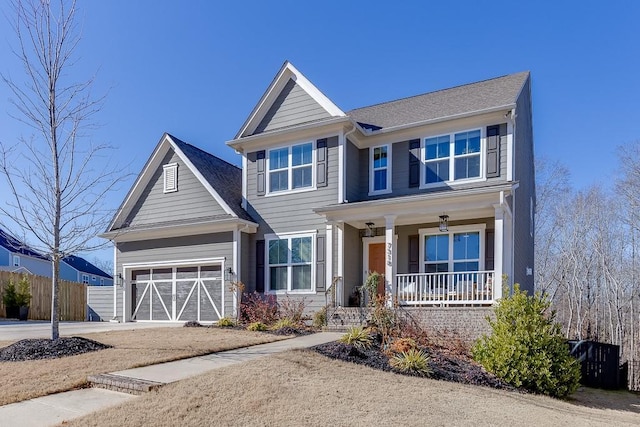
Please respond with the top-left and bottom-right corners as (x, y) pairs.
(92, 275), (96, 281)
(163, 163), (178, 193)
(12, 255), (20, 267)
(423, 129), (482, 185)
(267, 233), (314, 292)
(268, 142), (313, 193)
(420, 226), (484, 273)
(82, 274), (89, 284)
(370, 145), (391, 193)
(100, 278), (105, 286)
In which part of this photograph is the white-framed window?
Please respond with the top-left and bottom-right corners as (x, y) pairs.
(100, 278), (105, 286)
(82, 274), (89, 284)
(370, 144), (391, 194)
(422, 129), (482, 186)
(419, 225), (485, 273)
(12, 255), (20, 267)
(163, 163), (178, 193)
(268, 142), (314, 194)
(266, 232), (315, 292)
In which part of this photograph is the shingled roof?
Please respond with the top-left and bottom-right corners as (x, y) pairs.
(348, 71), (529, 130)
(169, 135), (255, 222)
(0, 228), (46, 260)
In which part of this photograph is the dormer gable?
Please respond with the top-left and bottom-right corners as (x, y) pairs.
(234, 61), (345, 139)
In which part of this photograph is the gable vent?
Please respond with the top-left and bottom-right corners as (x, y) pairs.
(163, 163), (178, 193)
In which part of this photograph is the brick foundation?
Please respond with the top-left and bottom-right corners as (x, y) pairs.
(398, 307), (495, 345)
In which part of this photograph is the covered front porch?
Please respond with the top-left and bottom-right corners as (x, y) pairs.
(315, 185), (514, 307)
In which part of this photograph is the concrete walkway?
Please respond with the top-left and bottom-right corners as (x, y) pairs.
(0, 332), (342, 427)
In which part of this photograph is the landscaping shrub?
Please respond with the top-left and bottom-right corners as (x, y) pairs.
(390, 348), (432, 376)
(247, 322), (267, 332)
(339, 326), (372, 350)
(390, 337), (417, 354)
(217, 317), (235, 327)
(471, 285), (581, 398)
(278, 295), (307, 326)
(312, 306), (327, 328)
(240, 292), (279, 325)
(271, 318), (296, 330)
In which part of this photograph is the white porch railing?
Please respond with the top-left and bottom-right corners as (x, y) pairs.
(396, 271), (495, 306)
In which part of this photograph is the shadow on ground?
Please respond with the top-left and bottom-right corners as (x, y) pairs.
(569, 387), (640, 414)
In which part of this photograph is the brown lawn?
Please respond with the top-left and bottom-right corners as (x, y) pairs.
(0, 327), (288, 406)
(66, 349), (640, 427)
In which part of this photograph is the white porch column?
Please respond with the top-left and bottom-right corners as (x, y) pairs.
(113, 245), (118, 320)
(326, 222), (335, 305)
(384, 215), (396, 307)
(504, 208), (514, 294)
(493, 205), (504, 300)
(336, 221), (344, 307)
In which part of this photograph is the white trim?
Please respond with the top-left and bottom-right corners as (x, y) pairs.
(235, 61), (345, 139)
(264, 231), (317, 294)
(12, 255), (20, 267)
(162, 163), (178, 193)
(326, 223), (333, 296)
(506, 117), (514, 181)
(418, 224), (487, 274)
(233, 227), (240, 318)
(265, 141), (316, 196)
(113, 245), (118, 319)
(369, 144), (392, 195)
(336, 222), (344, 306)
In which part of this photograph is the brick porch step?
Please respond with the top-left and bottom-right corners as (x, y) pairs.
(87, 373), (164, 395)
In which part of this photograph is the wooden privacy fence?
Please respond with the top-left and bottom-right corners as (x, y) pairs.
(0, 271), (86, 321)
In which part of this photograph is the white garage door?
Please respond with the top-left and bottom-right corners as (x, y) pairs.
(131, 264), (223, 322)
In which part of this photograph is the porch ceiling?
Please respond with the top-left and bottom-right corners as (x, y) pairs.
(314, 183), (513, 228)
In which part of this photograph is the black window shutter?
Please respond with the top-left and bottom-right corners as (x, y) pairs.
(409, 139), (421, 187)
(316, 235), (326, 291)
(486, 126), (500, 178)
(408, 235), (419, 273)
(256, 151), (266, 196)
(316, 139), (328, 187)
(256, 240), (265, 292)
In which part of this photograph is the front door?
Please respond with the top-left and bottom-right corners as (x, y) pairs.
(368, 242), (386, 296)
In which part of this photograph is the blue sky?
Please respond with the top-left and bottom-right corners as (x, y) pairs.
(1, 0), (639, 264)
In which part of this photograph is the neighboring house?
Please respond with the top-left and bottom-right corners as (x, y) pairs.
(0, 227), (112, 285)
(62, 255), (113, 287)
(0, 228), (51, 277)
(101, 61), (535, 324)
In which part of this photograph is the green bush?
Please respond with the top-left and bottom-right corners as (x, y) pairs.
(339, 326), (372, 349)
(217, 316), (235, 327)
(471, 285), (581, 398)
(312, 306), (327, 329)
(247, 321), (267, 332)
(2, 280), (18, 307)
(271, 318), (296, 330)
(390, 348), (432, 376)
(15, 276), (31, 307)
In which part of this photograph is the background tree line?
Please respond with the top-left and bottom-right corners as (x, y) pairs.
(535, 142), (640, 377)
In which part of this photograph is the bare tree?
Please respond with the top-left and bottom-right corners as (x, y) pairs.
(0, 0), (124, 339)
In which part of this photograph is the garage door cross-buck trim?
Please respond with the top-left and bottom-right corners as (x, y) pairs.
(131, 263), (223, 322)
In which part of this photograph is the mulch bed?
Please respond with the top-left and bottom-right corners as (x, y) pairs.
(313, 337), (518, 391)
(0, 337), (111, 362)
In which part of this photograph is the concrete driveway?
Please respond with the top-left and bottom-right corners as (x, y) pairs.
(0, 320), (183, 341)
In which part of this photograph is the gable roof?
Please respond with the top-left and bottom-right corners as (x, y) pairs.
(63, 254), (112, 279)
(234, 61), (345, 139)
(0, 228), (47, 260)
(105, 133), (255, 234)
(169, 135), (254, 222)
(348, 72), (529, 130)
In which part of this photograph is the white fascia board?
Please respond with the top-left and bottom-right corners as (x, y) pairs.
(235, 61), (345, 139)
(101, 218), (258, 242)
(165, 135), (236, 218)
(226, 117), (350, 151)
(106, 134), (173, 232)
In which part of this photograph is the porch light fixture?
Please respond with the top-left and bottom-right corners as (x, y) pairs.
(116, 273), (123, 287)
(224, 267), (236, 282)
(439, 214), (449, 232)
(365, 222), (375, 238)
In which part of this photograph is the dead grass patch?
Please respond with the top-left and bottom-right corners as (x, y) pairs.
(0, 327), (288, 406)
(66, 349), (640, 427)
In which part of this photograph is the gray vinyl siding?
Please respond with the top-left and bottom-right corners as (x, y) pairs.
(87, 286), (114, 321)
(124, 149), (227, 228)
(59, 262), (78, 283)
(352, 130), (509, 202)
(512, 77), (535, 294)
(345, 139), (361, 202)
(0, 246), (9, 266)
(254, 79), (331, 135)
(342, 223), (362, 304)
(244, 136), (339, 300)
(14, 255), (51, 278)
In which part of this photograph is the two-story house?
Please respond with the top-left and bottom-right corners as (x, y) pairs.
(101, 62), (534, 325)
